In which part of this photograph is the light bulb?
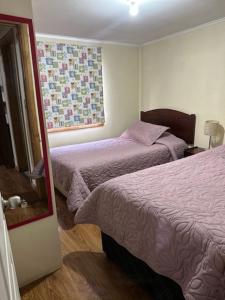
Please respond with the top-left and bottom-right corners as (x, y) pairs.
(129, 3), (139, 16)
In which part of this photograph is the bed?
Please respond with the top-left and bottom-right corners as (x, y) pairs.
(51, 109), (196, 212)
(75, 145), (225, 300)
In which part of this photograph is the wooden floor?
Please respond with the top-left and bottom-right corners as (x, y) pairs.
(0, 166), (48, 227)
(5, 200), (48, 227)
(20, 191), (152, 300)
(0, 165), (36, 198)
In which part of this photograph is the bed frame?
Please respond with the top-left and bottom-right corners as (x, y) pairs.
(141, 109), (196, 145)
(102, 232), (185, 300)
(101, 109), (195, 299)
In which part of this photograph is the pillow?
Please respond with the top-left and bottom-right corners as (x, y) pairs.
(120, 120), (169, 146)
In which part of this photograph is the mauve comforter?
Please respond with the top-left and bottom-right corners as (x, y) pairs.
(51, 133), (186, 211)
(75, 145), (225, 300)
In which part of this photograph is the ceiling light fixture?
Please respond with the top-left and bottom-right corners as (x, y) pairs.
(125, 0), (140, 17)
(129, 2), (139, 16)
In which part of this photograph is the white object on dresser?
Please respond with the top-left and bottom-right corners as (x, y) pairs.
(0, 194), (21, 300)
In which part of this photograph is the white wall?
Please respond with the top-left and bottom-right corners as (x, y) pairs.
(141, 20), (225, 148)
(0, 0), (62, 287)
(39, 37), (139, 148)
(0, 0), (33, 18)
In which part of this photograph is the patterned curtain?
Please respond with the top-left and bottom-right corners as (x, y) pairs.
(36, 40), (105, 132)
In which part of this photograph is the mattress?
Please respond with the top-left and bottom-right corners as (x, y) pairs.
(50, 133), (186, 211)
(75, 145), (225, 300)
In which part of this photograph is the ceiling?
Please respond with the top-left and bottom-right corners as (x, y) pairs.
(32, 0), (225, 45)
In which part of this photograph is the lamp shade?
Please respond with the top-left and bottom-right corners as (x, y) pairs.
(204, 120), (219, 136)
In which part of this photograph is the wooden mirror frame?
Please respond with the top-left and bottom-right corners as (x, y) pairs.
(0, 13), (53, 229)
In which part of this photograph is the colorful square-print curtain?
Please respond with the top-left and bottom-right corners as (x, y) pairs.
(36, 40), (105, 132)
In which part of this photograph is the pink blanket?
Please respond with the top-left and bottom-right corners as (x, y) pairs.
(51, 133), (186, 211)
(75, 145), (225, 300)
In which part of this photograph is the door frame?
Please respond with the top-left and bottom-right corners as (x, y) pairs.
(0, 28), (29, 171)
(0, 47), (18, 168)
(0, 14), (53, 229)
(0, 87), (15, 167)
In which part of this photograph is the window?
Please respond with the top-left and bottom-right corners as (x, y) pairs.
(37, 39), (105, 132)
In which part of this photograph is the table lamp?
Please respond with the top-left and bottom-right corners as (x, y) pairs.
(204, 120), (219, 149)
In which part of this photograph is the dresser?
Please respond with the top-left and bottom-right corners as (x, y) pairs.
(0, 196), (20, 300)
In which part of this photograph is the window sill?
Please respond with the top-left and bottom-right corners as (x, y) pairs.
(47, 123), (104, 133)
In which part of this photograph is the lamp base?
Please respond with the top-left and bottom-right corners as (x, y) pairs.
(208, 136), (211, 150)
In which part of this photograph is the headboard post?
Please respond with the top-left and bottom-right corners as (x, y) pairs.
(140, 109), (196, 145)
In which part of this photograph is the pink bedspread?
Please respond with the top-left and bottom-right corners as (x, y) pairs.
(75, 145), (225, 300)
(50, 134), (186, 211)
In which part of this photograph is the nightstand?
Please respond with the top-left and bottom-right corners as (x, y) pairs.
(184, 147), (205, 157)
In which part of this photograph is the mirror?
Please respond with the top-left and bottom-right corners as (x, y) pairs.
(0, 14), (53, 229)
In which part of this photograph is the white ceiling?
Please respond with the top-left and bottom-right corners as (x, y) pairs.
(32, 0), (225, 45)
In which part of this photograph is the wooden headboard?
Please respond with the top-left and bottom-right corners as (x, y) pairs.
(141, 109), (196, 145)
